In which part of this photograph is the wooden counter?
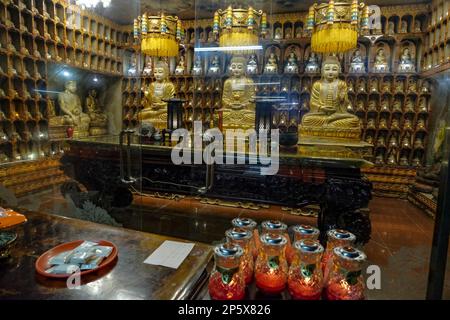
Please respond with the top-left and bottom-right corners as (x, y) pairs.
(0, 211), (213, 300)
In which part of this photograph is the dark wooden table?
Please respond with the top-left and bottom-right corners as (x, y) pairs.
(0, 211), (213, 300)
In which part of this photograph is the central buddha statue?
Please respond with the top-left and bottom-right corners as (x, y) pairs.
(141, 62), (175, 131)
(299, 56), (361, 141)
(58, 80), (90, 138)
(221, 56), (255, 132)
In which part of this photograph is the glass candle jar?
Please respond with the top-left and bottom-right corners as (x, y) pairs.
(288, 240), (324, 300)
(232, 217), (258, 260)
(255, 233), (288, 295)
(226, 227), (254, 285)
(322, 229), (356, 280)
(324, 246), (367, 300)
(261, 220), (290, 262)
(208, 242), (245, 300)
(287, 225), (320, 265)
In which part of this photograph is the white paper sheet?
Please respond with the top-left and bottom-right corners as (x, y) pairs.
(143, 240), (195, 269)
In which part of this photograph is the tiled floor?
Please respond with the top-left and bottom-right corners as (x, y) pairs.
(18, 190), (450, 299)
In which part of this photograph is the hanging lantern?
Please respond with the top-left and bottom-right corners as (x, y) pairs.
(213, 6), (266, 53)
(308, 0), (369, 53)
(134, 12), (182, 57)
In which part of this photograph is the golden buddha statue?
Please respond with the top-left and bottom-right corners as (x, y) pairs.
(86, 89), (108, 136)
(299, 56), (360, 141)
(221, 56), (256, 132)
(141, 62), (175, 131)
(57, 80), (90, 138)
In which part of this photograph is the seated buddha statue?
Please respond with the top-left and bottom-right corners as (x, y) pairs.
(141, 62), (175, 131)
(349, 49), (365, 73)
(221, 56), (255, 132)
(284, 51), (299, 74)
(246, 54), (258, 75)
(192, 56), (203, 76)
(299, 56), (360, 141)
(264, 52), (278, 74)
(57, 81), (90, 138)
(305, 52), (320, 73)
(373, 48), (389, 72)
(175, 55), (186, 75)
(398, 48), (416, 73)
(86, 89), (108, 136)
(208, 55), (221, 75)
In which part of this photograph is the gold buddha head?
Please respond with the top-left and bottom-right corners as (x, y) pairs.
(229, 56), (246, 77)
(321, 56), (341, 82)
(154, 61), (170, 82)
(65, 80), (77, 93)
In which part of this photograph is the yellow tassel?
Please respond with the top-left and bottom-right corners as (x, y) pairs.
(141, 36), (179, 57)
(311, 24), (357, 53)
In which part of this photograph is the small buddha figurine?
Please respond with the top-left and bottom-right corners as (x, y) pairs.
(207, 31), (215, 43)
(142, 56), (153, 76)
(366, 117), (376, 129)
(399, 154), (409, 166)
(274, 27), (283, 40)
(347, 79), (355, 93)
(208, 55), (221, 75)
(349, 48), (366, 73)
(285, 27), (292, 39)
(365, 134), (374, 145)
(381, 79), (391, 93)
(414, 20), (422, 33)
(58, 80), (91, 138)
(141, 62), (175, 131)
(221, 56), (256, 132)
(264, 52), (278, 74)
(402, 133), (411, 148)
(375, 152), (385, 165)
(418, 97), (428, 113)
(412, 155), (421, 166)
(407, 78), (418, 93)
(387, 150), (398, 165)
(128, 57), (137, 76)
(295, 26), (303, 38)
(398, 48), (416, 72)
(379, 117), (388, 129)
(305, 52), (320, 73)
(246, 54), (258, 75)
(368, 99), (377, 112)
(381, 98), (390, 112)
(389, 134), (398, 148)
(395, 79), (404, 93)
(387, 21), (395, 35)
(369, 78), (379, 93)
(420, 81), (430, 94)
(192, 56), (203, 76)
(400, 20), (408, 33)
(376, 134), (386, 147)
(416, 118), (426, 130)
(414, 137), (424, 149)
(405, 97), (415, 112)
(393, 98), (403, 112)
(299, 56), (360, 138)
(403, 118), (413, 131)
(357, 78), (366, 93)
(86, 89), (108, 135)
(373, 48), (389, 72)
(356, 99), (365, 112)
(284, 51), (299, 74)
(175, 55), (185, 75)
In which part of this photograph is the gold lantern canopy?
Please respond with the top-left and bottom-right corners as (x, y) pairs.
(213, 6), (267, 52)
(307, 0), (370, 53)
(134, 13), (183, 57)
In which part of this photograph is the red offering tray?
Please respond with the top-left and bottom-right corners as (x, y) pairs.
(35, 240), (118, 279)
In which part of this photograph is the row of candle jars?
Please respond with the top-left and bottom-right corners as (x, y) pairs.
(208, 218), (367, 300)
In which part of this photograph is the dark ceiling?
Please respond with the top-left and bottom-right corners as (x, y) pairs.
(90, 0), (429, 25)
